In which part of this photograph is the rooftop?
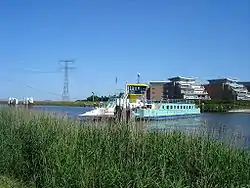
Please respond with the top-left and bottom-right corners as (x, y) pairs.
(237, 82), (250, 87)
(207, 78), (238, 83)
(149, 80), (168, 84)
(126, 83), (148, 87)
(168, 76), (197, 81)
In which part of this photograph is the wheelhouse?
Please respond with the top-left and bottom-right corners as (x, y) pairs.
(126, 83), (149, 103)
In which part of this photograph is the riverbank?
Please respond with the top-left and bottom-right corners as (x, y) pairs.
(0, 100), (97, 107)
(198, 100), (250, 113)
(0, 108), (249, 187)
(25, 99), (250, 113)
(1, 99), (250, 113)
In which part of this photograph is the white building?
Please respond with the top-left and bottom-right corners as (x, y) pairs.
(165, 76), (210, 100)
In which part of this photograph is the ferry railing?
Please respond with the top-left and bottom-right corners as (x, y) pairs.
(146, 99), (196, 104)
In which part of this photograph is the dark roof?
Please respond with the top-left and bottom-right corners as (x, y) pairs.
(238, 82), (250, 87)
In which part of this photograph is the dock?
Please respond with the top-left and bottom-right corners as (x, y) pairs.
(228, 109), (250, 113)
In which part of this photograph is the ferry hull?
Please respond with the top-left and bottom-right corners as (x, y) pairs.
(135, 113), (200, 121)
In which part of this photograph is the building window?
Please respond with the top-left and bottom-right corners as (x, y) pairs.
(152, 87), (155, 90)
(152, 92), (155, 94)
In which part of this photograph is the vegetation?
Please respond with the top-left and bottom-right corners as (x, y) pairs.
(33, 100), (98, 107)
(0, 176), (33, 188)
(0, 108), (250, 187)
(197, 100), (250, 113)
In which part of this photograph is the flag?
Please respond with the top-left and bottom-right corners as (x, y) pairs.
(115, 77), (118, 84)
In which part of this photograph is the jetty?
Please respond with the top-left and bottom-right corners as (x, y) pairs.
(228, 109), (250, 113)
(8, 97), (34, 106)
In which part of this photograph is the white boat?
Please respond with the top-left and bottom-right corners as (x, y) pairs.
(77, 82), (149, 120)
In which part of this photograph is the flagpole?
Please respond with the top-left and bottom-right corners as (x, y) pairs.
(115, 76), (118, 96)
(137, 73), (140, 83)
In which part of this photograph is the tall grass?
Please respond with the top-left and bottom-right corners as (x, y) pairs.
(0, 108), (249, 187)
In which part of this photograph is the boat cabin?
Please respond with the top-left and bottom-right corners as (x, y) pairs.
(126, 83), (148, 103)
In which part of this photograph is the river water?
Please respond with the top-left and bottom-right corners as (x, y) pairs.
(10, 105), (250, 149)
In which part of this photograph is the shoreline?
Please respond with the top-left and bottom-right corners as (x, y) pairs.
(1, 100), (250, 113)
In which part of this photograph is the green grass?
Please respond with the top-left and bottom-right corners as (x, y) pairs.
(0, 176), (24, 188)
(0, 108), (250, 187)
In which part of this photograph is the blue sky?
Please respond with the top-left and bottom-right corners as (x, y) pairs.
(0, 0), (249, 100)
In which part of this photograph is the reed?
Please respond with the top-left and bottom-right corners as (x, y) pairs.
(0, 108), (249, 187)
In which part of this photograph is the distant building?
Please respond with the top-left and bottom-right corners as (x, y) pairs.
(237, 82), (250, 92)
(204, 78), (250, 100)
(147, 81), (168, 100)
(165, 76), (210, 100)
(147, 76), (210, 100)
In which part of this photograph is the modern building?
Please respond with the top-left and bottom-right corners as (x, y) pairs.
(147, 76), (210, 100)
(237, 82), (250, 92)
(147, 81), (168, 100)
(204, 78), (250, 100)
(165, 76), (210, 100)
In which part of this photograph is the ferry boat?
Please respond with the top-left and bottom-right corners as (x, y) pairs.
(133, 99), (201, 121)
(77, 82), (149, 119)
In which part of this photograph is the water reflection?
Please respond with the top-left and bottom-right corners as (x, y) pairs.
(144, 115), (249, 150)
(145, 116), (206, 133)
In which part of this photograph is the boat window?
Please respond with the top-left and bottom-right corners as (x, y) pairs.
(177, 106), (179, 109)
(128, 85), (147, 95)
(174, 106), (176, 109)
(166, 105), (169, 109)
(180, 106), (182, 109)
(189, 106), (191, 109)
(170, 106), (173, 109)
(162, 105), (164, 109)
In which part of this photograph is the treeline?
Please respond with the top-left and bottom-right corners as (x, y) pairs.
(196, 100), (250, 113)
(76, 96), (110, 102)
(76, 93), (124, 102)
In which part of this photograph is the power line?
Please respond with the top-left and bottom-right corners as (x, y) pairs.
(59, 60), (75, 101)
(27, 85), (61, 97)
(22, 68), (61, 74)
(7, 67), (60, 74)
